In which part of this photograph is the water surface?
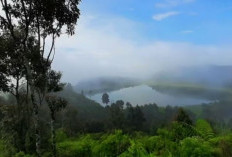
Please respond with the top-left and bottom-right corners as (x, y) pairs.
(88, 85), (210, 106)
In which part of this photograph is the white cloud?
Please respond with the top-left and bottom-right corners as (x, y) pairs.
(152, 11), (180, 21)
(155, 0), (195, 8)
(51, 14), (232, 84)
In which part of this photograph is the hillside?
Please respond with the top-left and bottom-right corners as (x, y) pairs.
(74, 77), (140, 95)
(57, 84), (107, 121)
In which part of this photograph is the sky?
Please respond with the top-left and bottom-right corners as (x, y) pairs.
(52, 0), (232, 84)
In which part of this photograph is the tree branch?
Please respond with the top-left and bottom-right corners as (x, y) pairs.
(46, 33), (56, 64)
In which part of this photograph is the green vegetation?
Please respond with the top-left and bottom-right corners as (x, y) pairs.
(1, 122), (232, 157)
(1, 88), (232, 157)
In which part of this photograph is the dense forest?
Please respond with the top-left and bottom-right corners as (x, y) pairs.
(0, 0), (232, 157)
(1, 85), (232, 157)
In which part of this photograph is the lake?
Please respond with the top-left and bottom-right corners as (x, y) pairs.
(88, 85), (211, 106)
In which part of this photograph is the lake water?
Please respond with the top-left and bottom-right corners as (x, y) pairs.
(88, 85), (211, 106)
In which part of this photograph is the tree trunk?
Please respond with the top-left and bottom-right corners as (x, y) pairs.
(51, 113), (56, 157)
(33, 98), (41, 157)
(23, 56), (41, 157)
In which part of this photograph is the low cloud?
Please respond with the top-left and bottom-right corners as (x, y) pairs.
(52, 14), (232, 84)
(153, 11), (180, 21)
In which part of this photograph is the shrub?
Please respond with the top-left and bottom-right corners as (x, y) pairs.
(119, 140), (150, 157)
(92, 130), (130, 157)
(179, 137), (215, 157)
(195, 119), (214, 140)
(14, 152), (34, 157)
(57, 135), (95, 157)
(0, 140), (16, 157)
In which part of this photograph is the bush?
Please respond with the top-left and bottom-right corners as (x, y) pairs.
(56, 129), (68, 143)
(57, 135), (95, 157)
(140, 134), (178, 157)
(171, 122), (197, 141)
(179, 137), (215, 157)
(209, 134), (232, 157)
(14, 152), (34, 157)
(0, 140), (16, 157)
(195, 119), (214, 140)
(92, 130), (130, 157)
(119, 140), (150, 157)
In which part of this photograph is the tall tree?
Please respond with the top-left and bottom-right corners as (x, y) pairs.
(125, 103), (145, 131)
(174, 108), (193, 125)
(109, 100), (125, 129)
(0, 0), (81, 156)
(102, 93), (110, 105)
(0, 31), (36, 151)
(46, 95), (67, 157)
(45, 70), (66, 157)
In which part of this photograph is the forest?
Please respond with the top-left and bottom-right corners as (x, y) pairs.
(1, 84), (232, 157)
(0, 0), (232, 157)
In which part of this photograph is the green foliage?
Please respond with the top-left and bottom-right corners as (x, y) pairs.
(142, 135), (178, 157)
(209, 134), (232, 157)
(56, 129), (68, 143)
(57, 135), (95, 157)
(174, 108), (193, 125)
(92, 130), (130, 157)
(179, 137), (216, 157)
(119, 140), (150, 157)
(0, 140), (16, 157)
(13, 152), (34, 157)
(196, 119), (214, 140)
(171, 122), (197, 141)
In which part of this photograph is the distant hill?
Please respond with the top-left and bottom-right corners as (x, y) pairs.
(148, 65), (232, 101)
(74, 77), (140, 95)
(153, 65), (232, 87)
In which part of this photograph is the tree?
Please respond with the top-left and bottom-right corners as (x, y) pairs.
(133, 105), (146, 130)
(46, 95), (67, 157)
(45, 70), (66, 157)
(102, 93), (110, 105)
(109, 100), (125, 129)
(174, 108), (192, 125)
(0, 32), (36, 152)
(0, 1), (81, 156)
(125, 103), (145, 131)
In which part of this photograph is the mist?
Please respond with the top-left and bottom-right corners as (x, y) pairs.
(52, 13), (232, 85)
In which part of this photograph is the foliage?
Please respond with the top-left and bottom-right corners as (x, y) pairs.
(174, 108), (193, 125)
(196, 119), (214, 140)
(57, 135), (95, 157)
(13, 152), (34, 157)
(0, 140), (15, 157)
(92, 130), (130, 157)
(119, 140), (150, 157)
(102, 93), (110, 105)
(179, 137), (216, 157)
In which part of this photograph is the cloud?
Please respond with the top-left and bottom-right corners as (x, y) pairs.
(152, 11), (180, 21)
(155, 0), (195, 8)
(51, 14), (232, 84)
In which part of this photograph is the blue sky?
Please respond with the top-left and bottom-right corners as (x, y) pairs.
(53, 0), (232, 83)
(80, 0), (232, 44)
